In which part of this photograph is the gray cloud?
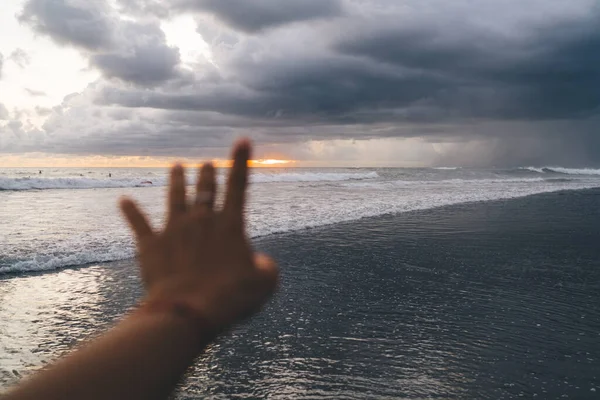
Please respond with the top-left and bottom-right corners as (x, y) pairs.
(19, 0), (114, 50)
(7, 0), (600, 166)
(0, 52), (3, 79)
(0, 103), (8, 120)
(116, 0), (170, 18)
(177, 0), (343, 32)
(8, 49), (31, 68)
(432, 120), (600, 167)
(90, 22), (181, 85)
(19, 0), (181, 85)
(335, 12), (600, 120)
(24, 88), (47, 97)
(35, 106), (53, 116)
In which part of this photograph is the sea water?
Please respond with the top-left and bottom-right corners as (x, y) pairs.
(2, 166), (600, 274)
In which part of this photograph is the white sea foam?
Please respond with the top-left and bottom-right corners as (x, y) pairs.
(1, 250), (134, 274)
(520, 167), (547, 173)
(542, 167), (600, 175)
(3, 173), (600, 275)
(520, 167), (600, 175)
(248, 180), (600, 239)
(4, 162), (600, 276)
(344, 177), (547, 188)
(0, 172), (379, 191)
(251, 171), (379, 183)
(0, 177), (165, 191)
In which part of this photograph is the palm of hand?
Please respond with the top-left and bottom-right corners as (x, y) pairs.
(120, 140), (278, 331)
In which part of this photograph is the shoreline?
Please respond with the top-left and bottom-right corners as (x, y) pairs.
(3, 186), (600, 279)
(2, 185), (599, 397)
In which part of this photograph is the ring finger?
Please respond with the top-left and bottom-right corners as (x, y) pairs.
(194, 162), (216, 214)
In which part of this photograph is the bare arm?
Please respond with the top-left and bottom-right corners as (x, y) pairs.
(4, 139), (278, 400)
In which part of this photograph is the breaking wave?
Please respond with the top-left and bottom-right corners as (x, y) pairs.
(0, 172), (379, 191)
(251, 171), (379, 183)
(0, 177), (164, 191)
(520, 167), (600, 175)
(0, 250), (134, 274)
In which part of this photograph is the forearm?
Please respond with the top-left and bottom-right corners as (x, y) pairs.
(4, 309), (212, 400)
(5, 140), (277, 399)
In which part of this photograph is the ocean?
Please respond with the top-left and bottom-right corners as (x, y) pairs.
(1, 166), (600, 398)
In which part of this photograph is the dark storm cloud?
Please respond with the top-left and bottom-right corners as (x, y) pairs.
(91, 1), (600, 128)
(98, 55), (451, 122)
(177, 0), (343, 32)
(8, 0), (600, 165)
(336, 13), (600, 120)
(433, 120), (600, 167)
(19, 0), (181, 85)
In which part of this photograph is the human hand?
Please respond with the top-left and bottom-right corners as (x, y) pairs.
(120, 139), (278, 334)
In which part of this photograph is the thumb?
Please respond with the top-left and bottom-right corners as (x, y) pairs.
(253, 253), (279, 294)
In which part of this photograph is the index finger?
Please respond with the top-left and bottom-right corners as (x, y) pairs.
(120, 198), (153, 241)
(223, 139), (251, 219)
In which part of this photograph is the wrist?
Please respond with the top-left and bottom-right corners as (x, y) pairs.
(134, 298), (223, 349)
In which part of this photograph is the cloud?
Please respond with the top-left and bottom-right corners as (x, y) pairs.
(19, 0), (114, 51)
(35, 106), (53, 116)
(335, 9), (600, 120)
(0, 104), (8, 120)
(24, 88), (47, 97)
(5, 0), (600, 166)
(8, 49), (31, 68)
(116, 0), (170, 18)
(89, 22), (181, 85)
(19, 0), (182, 85)
(0, 52), (3, 79)
(178, 0), (343, 32)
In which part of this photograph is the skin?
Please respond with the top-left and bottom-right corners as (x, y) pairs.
(4, 139), (279, 400)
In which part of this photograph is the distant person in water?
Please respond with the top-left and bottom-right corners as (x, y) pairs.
(39, 170), (42, 174)
(109, 173), (112, 178)
(3, 139), (278, 400)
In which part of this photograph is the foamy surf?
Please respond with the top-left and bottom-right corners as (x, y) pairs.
(0, 172), (379, 191)
(520, 167), (600, 175)
(3, 174), (600, 275)
(0, 177), (165, 191)
(1, 249), (135, 274)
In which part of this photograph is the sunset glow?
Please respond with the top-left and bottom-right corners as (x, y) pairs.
(0, 155), (296, 168)
(250, 159), (294, 166)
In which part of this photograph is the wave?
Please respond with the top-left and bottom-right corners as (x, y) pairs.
(251, 171), (378, 183)
(3, 173), (597, 275)
(520, 167), (600, 175)
(249, 181), (600, 238)
(0, 249), (134, 274)
(0, 172), (379, 191)
(0, 177), (165, 191)
(345, 177), (547, 188)
(432, 167), (460, 170)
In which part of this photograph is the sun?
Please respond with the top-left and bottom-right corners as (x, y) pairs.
(249, 159), (294, 167)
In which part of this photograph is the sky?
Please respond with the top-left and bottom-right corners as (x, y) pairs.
(0, 0), (599, 167)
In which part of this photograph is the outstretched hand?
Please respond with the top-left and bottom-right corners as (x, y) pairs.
(120, 139), (278, 333)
